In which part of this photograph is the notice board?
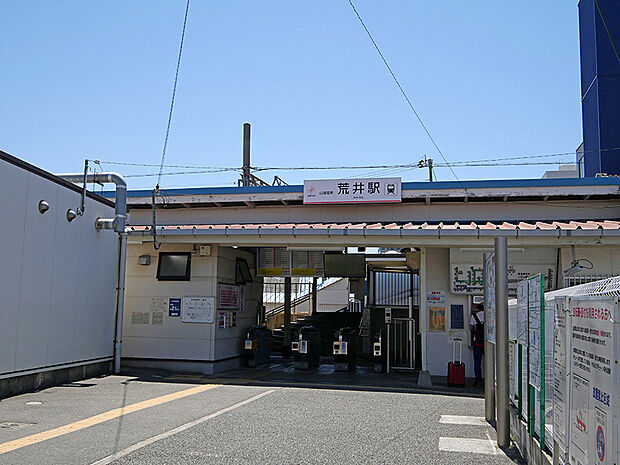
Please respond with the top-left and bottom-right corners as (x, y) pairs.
(182, 296), (215, 323)
(568, 296), (616, 465)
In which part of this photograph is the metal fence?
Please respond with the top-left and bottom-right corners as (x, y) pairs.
(369, 270), (419, 307)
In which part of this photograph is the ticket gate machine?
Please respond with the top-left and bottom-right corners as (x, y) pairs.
(292, 326), (321, 370)
(333, 327), (356, 371)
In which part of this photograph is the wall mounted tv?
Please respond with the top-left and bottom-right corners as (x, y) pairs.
(323, 253), (366, 278)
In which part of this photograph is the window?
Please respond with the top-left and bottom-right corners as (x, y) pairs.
(235, 257), (253, 284)
(157, 252), (191, 281)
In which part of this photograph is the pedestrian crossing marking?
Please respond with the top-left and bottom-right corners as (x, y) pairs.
(438, 437), (500, 455)
(439, 415), (487, 426)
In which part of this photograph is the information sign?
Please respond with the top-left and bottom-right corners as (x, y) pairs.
(553, 298), (569, 455)
(168, 297), (181, 317)
(569, 297), (616, 465)
(291, 250), (324, 276)
(450, 304), (464, 329)
(528, 275), (544, 390)
(484, 254), (496, 343)
(182, 296), (215, 323)
(257, 247), (291, 276)
(517, 280), (529, 344)
(219, 284), (239, 309)
(303, 177), (401, 204)
(451, 263), (554, 295)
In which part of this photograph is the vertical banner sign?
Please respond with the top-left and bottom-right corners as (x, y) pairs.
(528, 274), (545, 445)
(168, 298), (181, 317)
(553, 298), (569, 456)
(484, 253), (496, 343)
(569, 297), (616, 465)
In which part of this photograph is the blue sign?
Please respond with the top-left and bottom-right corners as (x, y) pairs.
(451, 304), (464, 329)
(169, 298), (181, 317)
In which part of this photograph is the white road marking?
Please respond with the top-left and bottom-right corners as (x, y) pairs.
(439, 415), (487, 426)
(438, 437), (500, 455)
(91, 389), (275, 465)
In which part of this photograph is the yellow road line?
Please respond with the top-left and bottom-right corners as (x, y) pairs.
(0, 383), (219, 455)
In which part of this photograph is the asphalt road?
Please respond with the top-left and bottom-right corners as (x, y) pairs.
(0, 374), (523, 464)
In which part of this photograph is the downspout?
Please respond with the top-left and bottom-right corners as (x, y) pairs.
(57, 172), (127, 374)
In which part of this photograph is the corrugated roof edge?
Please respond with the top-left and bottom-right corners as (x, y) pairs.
(102, 176), (620, 198)
(0, 149), (115, 208)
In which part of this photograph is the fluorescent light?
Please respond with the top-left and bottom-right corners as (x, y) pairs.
(286, 246), (345, 252)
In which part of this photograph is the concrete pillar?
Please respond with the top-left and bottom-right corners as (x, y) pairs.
(417, 247), (432, 386)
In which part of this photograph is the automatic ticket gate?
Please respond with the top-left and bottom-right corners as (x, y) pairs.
(373, 301), (417, 374)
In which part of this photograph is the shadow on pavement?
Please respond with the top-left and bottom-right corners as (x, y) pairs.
(118, 356), (485, 399)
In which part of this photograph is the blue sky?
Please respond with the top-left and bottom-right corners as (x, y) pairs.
(1, 1), (582, 189)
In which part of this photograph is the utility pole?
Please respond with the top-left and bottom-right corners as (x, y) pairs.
(242, 122), (251, 187)
(418, 156), (434, 182)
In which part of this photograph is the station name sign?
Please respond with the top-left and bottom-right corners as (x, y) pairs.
(303, 177), (402, 204)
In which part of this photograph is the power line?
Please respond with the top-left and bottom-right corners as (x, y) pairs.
(120, 159), (575, 179)
(347, 0), (464, 188)
(156, 0), (191, 190)
(93, 146), (620, 173)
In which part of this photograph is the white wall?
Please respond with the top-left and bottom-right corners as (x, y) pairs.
(0, 157), (118, 375)
(424, 248), (473, 377)
(122, 244), (261, 368)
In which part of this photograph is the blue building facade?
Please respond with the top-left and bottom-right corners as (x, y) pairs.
(579, 0), (620, 176)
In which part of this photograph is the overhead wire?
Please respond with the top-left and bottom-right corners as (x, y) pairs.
(155, 0), (191, 191)
(347, 0), (464, 189)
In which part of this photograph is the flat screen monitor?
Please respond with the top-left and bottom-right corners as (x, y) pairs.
(157, 252), (191, 281)
(323, 253), (366, 278)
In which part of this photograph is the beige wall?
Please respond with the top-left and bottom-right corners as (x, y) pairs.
(122, 243), (260, 369)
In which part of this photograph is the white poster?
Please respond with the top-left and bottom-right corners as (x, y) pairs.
(529, 274), (543, 391)
(426, 290), (445, 305)
(521, 344), (529, 420)
(553, 298), (569, 454)
(569, 297), (616, 465)
(517, 280), (529, 345)
(182, 296), (215, 323)
(485, 254), (496, 344)
(303, 177), (401, 204)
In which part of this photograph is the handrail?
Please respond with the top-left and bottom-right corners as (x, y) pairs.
(264, 277), (345, 319)
(265, 293), (311, 319)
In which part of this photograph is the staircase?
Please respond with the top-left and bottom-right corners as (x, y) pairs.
(272, 311), (363, 356)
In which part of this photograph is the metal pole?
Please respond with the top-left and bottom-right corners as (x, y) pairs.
(283, 277), (292, 352)
(495, 237), (510, 447)
(428, 158), (433, 182)
(114, 233), (127, 373)
(242, 123), (251, 186)
(386, 321), (390, 374)
(312, 277), (318, 315)
(483, 253), (496, 422)
(408, 296), (414, 368)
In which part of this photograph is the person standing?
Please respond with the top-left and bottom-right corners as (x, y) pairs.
(470, 305), (485, 388)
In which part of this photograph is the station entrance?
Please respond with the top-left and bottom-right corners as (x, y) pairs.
(252, 249), (421, 378)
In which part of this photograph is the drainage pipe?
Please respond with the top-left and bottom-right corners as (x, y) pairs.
(57, 172), (128, 374)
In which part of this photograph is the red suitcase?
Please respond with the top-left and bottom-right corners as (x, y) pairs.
(447, 338), (465, 387)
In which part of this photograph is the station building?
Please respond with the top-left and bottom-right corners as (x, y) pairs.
(117, 176), (620, 378)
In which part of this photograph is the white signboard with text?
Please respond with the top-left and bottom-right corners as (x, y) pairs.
(451, 263), (554, 295)
(568, 297), (616, 465)
(303, 178), (401, 204)
(181, 296), (215, 323)
(484, 254), (496, 344)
